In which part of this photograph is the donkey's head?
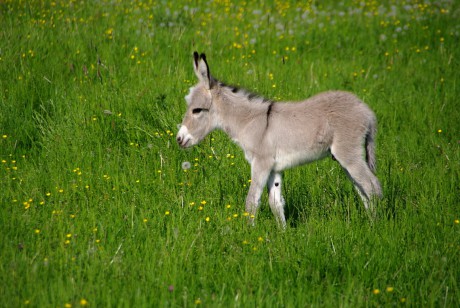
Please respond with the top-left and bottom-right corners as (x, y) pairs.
(177, 52), (218, 148)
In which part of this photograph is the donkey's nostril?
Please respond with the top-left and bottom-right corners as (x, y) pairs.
(176, 136), (182, 143)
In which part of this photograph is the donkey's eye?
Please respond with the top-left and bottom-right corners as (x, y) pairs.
(192, 108), (205, 114)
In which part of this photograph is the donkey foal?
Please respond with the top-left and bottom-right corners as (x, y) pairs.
(177, 52), (382, 228)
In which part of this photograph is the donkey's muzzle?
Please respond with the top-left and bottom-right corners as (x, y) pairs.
(176, 125), (193, 148)
(176, 135), (186, 147)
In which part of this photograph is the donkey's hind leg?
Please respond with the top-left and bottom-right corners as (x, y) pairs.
(246, 160), (272, 225)
(331, 146), (382, 209)
(343, 162), (381, 209)
(267, 172), (286, 228)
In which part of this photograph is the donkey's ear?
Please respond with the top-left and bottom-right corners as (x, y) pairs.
(193, 52), (212, 89)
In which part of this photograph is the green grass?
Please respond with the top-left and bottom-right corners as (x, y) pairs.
(1, 0), (459, 306)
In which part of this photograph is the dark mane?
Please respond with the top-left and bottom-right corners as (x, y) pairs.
(218, 81), (274, 104)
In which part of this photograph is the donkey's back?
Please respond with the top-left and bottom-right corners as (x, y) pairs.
(265, 91), (377, 173)
(271, 91), (375, 135)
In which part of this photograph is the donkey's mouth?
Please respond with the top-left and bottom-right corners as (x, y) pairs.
(177, 134), (193, 148)
(177, 125), (194, 148)
(178, 139), (191, 148)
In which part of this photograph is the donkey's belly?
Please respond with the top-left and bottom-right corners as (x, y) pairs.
(273, 147), (328, 172)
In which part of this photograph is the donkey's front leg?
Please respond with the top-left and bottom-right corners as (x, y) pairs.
(267, 172), (286, 229)
(245, 161), (271, 225)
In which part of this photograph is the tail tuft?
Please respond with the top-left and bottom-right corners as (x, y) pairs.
(365, 119), (377, 174)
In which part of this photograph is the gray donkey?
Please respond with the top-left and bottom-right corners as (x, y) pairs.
(177, 52), (382, 228)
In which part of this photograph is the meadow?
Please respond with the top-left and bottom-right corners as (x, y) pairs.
(1, 0), (459, 306)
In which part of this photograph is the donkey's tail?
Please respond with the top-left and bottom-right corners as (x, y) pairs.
(365, 118), (378, 174)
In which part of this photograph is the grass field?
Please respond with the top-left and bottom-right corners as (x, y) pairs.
(1, 0), (459, 306)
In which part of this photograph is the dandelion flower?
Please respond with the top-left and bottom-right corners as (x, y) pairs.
(373, 289), (380, 295)
(195, 298), (202, 305)
(80, 299), (89, 306)
(386, 287), (394, 292)
(181, 161), (191, 170)
(205, 217), (210, 222)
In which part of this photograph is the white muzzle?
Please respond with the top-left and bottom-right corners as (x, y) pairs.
(176, 125), (194, 148)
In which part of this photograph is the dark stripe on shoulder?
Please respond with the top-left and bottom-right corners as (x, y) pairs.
(267, 102), (273, 117)
(266, 102), (274, 130)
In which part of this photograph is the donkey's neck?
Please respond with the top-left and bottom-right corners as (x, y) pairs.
(213, 83), (273, 151)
